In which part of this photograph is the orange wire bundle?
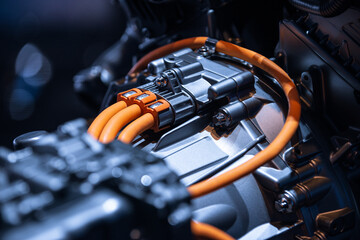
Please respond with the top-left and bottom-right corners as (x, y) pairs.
(118, 113), (155, 144)
(88, 101), (127, 139)
(129, 36), (301, 198)
(99, 104), (142, 143)
(89, 36), (301, 199)
(88, 36), (301, 240)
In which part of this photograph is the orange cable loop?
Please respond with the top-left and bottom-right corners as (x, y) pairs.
(191, 221), (234, 240)
(130, 37), (301, 199)
(117, 113), (155, 144)
(87, 101), (127, 140)
(98, 104), (142, 143)
(188, 40), (300, 198)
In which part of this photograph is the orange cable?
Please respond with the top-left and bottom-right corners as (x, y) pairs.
(99, 104), (142, 143)
(117, 113), (155, 144)
(88, 101), (127, 140)
(128, 37), (208, 75)
(187, 41), (300, 198)
(191, 221), (234, 240)
(129, 37), (300, 199)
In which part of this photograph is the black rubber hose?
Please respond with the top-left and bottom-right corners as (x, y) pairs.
(288, 0), (351, 17)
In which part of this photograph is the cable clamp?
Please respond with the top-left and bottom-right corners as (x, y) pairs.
(205, 38), (218, 54)
(198, 38), (218, 56)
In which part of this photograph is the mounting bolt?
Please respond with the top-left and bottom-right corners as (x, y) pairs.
(275, 196), (293, 213)
(213, 112), (230, 127)
(198, 46), (213, 57)
(154, 76), (168, 88)
(198, 46), (208, 53)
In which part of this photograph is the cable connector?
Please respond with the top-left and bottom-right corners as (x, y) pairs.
(213, 97), (264, 128)
(127, 91), (157, 108)
(117, 88), (172, 132)
(117, 88), (143, 102)
(117, 88), (158, 112)
(145, 99), (172, 131)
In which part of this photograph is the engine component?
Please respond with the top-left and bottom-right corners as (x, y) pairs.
(114, 50), (256, 134)
(188, 134), (266, 186)
(288, 0), (351, 17)
(275, 176), (331, 213)
(277, 9), (360, 132)
(2, 1), (360, 239)
(89, 37), (301, 200)
(213, 97), (264, 128)
(78, 35), (360, 239)
(0, 119), (193, 240)
(90, 39), (262, 144)
(316, 207), (355, 236)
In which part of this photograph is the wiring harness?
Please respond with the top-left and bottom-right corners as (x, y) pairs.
(88, 37), (301, 240)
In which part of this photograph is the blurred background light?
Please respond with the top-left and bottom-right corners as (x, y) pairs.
(15, 43), (52, 87)
(0, 0), (125, 147)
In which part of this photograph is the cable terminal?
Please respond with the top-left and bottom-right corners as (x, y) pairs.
(116, 88), (143, 102)
(117, 88), (158, 113)
(145, 99), (171, 131)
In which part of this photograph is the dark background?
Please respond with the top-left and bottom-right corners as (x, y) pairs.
(0, 0), (125, 148)
(0, 0), (285, 148)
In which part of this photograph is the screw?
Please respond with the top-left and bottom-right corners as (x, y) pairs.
(275, 197), (292, 213)
(279, 200), (288, 208)
(198, 46), (213, 57)
(213, 112), (227, 126)
(154, 76), (168, 88)
(199, 46), (208, 52)
(213, 112), (231, 127)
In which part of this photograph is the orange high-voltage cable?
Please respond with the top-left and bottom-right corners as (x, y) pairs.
(98, 104), (142, 143)
(188, 41), (300, 198)
(88, 101), (127, 140)
(128, 37), (301, 199)
(191, 221), (234, 240)
(117, 113), (155, 144)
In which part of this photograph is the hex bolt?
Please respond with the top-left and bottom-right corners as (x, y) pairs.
(274, 196), (293, 213)
(212, 112), (229, 127)
(154, 76), (168, 88)
(198, 46), (208, 53)
(198, 46), (212, 57)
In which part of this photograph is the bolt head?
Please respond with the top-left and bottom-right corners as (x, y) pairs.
(213, 112), (227, 126)
(154, 76), (168, 88)
(275, 196), (293, 213)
